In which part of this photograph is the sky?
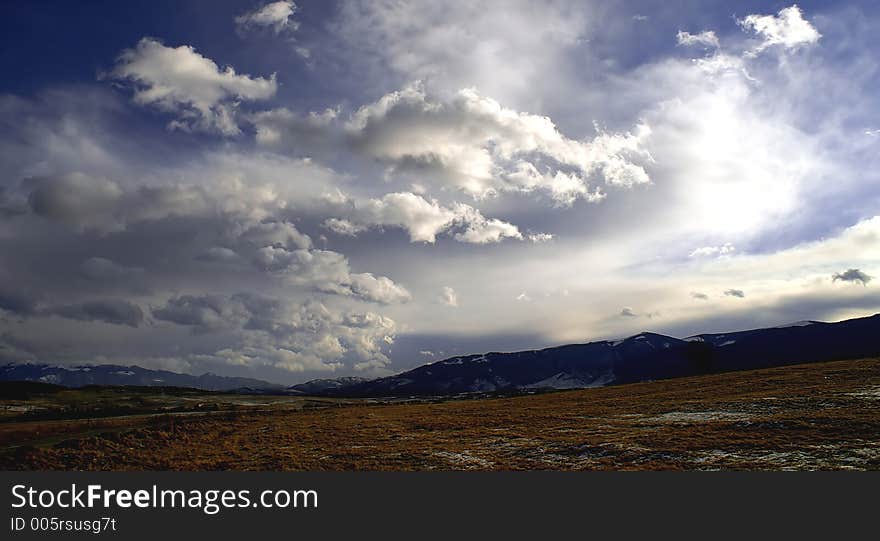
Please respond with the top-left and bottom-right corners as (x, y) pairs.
(1, 1), (879, 385)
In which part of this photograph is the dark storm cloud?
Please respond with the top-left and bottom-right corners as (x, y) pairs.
(832, 268), (872, 286)
(152, 294), (246, 331)
(47, 299), (144, 327)
(196, 247), (240, 262)
(25, 173), (217, 234)
(79, 257), (144, 282)
(0, 186), (27, 217)
(0, 288), (37, 315)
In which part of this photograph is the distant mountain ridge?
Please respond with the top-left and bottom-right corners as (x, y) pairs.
(0, 363), (282, 392)
(317, 314), (880, 396)
(2, 314), (879, 396)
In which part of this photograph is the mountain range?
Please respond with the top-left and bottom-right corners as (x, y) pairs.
(2, 313), (879, 396)
(311, 313), (880, 396)
(0, 363), (282, 392)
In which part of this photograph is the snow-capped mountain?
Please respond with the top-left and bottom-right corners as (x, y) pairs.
(316, 314), (880, 396)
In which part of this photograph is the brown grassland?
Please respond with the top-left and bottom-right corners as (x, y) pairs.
(2, 358), (879, 470)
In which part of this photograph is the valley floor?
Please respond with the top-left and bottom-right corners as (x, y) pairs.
(3, 358), (880, 470)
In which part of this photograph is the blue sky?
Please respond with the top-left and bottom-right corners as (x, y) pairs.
(1, 1), (879, 384)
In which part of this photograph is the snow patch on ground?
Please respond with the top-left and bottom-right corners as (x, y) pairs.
(846, 386), (880, 400)
(774, 320), (816, 328)
(432, 451), (494, 469)
(523, 371), (615, 390)
(639, 411), (752, 423)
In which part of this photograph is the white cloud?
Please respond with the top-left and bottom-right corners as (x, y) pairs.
(689, 243), (735, 258)
(153, 294), (396, 373)
(345, 82), (651, 203)
(322, 218), (367, 237)
(236, 1), (299, 35)
(620, 307), (637, 317)
(323, 191), (523, 244)
(527, 233), (554, 243)
(349, 273), (413, 304)
(252, 245), (411, 304)
(332, 0), (587, 105)
(110, 38), (277, 134)
(676, 30), (720, 49)
(451, 204), (523, 244)
(740, 5), (821, 54)
(440, 286), (458, 307)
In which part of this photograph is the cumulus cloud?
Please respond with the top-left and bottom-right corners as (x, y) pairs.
(109, 38), (277, 134)
(690, 292), (709, 300)
(676, 30), (720, 49)
(439, 286), (458, 307)
(23, 169), (411, 307)
(236, 220), (312, 250)
(323, 191), (523, 244)
(235, 1), (298, 35)
(153, 293), (396, 372)
(724, 289), (746, 298)
(344, 82), (652, 203)
(349, 273), (413, 304)
(619, 307), (638, 317)
(740, 5), (821, 54)
(252, 245), (411, 304)
(250, 107), (339, 148)
(832, 268), (872, 286)
(452, 205), (523, 244)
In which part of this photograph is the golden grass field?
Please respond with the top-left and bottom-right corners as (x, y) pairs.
(2, 358), (879, 470)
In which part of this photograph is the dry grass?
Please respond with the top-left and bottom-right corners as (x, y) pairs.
(3, 358), (880, 470)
